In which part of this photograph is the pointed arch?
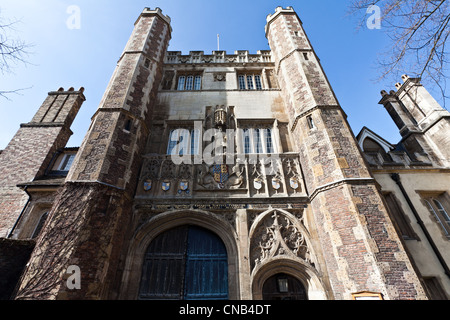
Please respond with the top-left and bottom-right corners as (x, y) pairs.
(248, 208), (319, 274)
(251, 258), (328, 300)
(119, 209), (239, 300)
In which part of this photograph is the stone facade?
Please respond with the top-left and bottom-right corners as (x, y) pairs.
(0, 7), (448, 300)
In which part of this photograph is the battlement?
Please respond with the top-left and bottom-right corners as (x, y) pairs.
(265, 6), (301, 36)
(164, 50), (273, 64)
(137, 7), (171, 28)
(266, 6), (296, 21)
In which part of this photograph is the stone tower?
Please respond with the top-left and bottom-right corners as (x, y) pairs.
(0, 88), (85, 238)
(15, 8), (171, 300)
(380, 75), (450, 167)
(265, 7), (427, 299)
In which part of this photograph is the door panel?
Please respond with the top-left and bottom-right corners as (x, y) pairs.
(139, 226), (189, 300)
(139, 225), (228, 300)
(185, 226), (228, 300)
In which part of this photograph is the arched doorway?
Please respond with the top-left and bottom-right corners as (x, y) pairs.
(138, 225), (228, 300)
(262, 273), (308, 300)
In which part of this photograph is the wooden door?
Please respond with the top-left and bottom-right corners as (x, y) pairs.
(139, 225), (228, 300)
(184, 226), (228, 300)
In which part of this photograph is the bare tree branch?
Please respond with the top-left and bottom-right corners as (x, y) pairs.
(0, 8), (33, 100)
(349, 0), (450, 107)
(0, 87), (31, 101)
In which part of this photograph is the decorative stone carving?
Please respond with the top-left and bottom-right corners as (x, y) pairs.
(284, 157), (302, 193)
(141, 158), (162, 180)
(161, 71), (175, 90)
(250, 162), (265, 194)
(214, 106), (227, 128)
(213, 73), (226, 82)
(161, 160), (177, 179)
(196, 163), (245, 190)
(250, 211), (315, 271)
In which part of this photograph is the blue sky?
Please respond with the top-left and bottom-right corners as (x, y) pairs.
(0, 0), (427, 149)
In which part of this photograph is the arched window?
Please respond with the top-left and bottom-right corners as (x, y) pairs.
(139, 225), (228, 300)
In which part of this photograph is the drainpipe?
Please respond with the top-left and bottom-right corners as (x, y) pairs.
(390, 173), (450, 278)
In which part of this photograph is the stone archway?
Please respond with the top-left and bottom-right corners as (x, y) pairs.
(248, 209), (327, 300)
(251, 258), (327, 300)
(119, 209), (240, 300)
(139, 225), (229, 300)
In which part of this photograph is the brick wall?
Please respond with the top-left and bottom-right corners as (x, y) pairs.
(14, 182), (129, 300)
(0, 90), (85, 237)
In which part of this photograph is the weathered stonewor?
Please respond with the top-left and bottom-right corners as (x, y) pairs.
(379, 76), (450, 168)
(15, 8), (172, 300)
(14, 182), (127, 300)
(266, 7), (427, 300)
(0, 88), (85, 238)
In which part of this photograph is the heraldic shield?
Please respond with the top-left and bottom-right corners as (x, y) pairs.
(144, 180), (152, 191)
(272, 178), (281, 190)
(162, 181), (171, 192)
(213, 164), (229, 184)
(290, 178), (300, 190)
(179, 181), (189, 191)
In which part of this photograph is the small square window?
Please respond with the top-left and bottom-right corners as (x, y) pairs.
(51, 152), (77, 173)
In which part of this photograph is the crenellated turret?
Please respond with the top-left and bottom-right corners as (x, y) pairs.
(380, 76), (450, 167)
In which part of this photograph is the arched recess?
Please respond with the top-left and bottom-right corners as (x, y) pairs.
(119, 209), (240, 300)
(248, 208), (327, 300)
(251, 258), (327, 300)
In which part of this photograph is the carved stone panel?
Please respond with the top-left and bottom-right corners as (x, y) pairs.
(213, 73), (226, 82)
(196, 163), (246, 190)
(250, 211), (316, 271)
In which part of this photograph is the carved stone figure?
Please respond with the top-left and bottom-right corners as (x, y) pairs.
(225, 163), (245, 189)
